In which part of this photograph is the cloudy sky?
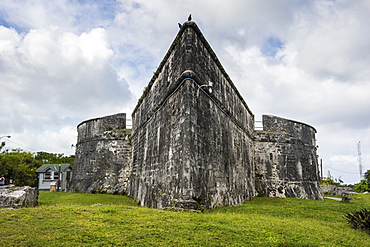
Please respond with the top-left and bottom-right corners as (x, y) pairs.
(1, 0), (369, 184)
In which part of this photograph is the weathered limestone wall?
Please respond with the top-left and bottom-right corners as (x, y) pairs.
(190, 79), (255, 208)
(129, 21), (255, 209)
(69, 113), (131, 194)
(131, 21), (254, 135)
(77, 113), (127, 142)
(129, 83), (194, 209)
(255, 115), (323, 200)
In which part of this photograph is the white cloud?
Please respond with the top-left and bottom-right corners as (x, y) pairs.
(0, 0), (76, 31)
(289, 0), (370, 82)
(0, 22), (135, 154)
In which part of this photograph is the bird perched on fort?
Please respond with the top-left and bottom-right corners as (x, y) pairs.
(188, 14), (192, 21)
(178, 23), (182, 29)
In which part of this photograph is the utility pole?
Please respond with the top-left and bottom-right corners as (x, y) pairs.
(358, 141), (363, 179)
(57, 164), (61, 192)
(320, 159), (323, 182)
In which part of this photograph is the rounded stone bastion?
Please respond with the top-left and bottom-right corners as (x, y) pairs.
(68, 113), (132, 194)
(254, 115), (323, 200)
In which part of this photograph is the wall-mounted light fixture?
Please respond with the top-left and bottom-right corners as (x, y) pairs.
(197, 81), (214, 97)
(208, 81), (213, 93)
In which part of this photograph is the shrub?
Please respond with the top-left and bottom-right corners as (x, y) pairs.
(353, 179), (369, 193)
(344, 208), (370, 234)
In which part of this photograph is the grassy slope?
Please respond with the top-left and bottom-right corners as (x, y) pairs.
(0, 192), (369, 246)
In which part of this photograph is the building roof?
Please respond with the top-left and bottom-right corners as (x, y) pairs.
(36, 164), (72, 173)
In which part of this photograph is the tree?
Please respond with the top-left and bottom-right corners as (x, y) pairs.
(0, 149), (41, 187)
(364, 170), (370, 185)
(34, 151), (75, 165)
(353, 180), (369, 193)
(353, 169), (370, 193)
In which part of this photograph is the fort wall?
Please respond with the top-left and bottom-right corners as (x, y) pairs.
(255, 115), (323, 200)
(69, 113), (131, 194)
(128, 22), (256, 209)
(70, 21), (323, 208)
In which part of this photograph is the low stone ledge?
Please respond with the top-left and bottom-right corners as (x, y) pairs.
(0, 185), (39, 208)
(320, 185), (355, 196)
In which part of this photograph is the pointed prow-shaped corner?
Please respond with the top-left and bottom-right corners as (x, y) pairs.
(178, 14), (195, 29)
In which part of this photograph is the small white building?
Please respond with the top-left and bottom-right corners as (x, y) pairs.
(36, 164), (72, 191)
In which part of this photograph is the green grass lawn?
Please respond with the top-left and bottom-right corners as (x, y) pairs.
(1, 192), (369, 246)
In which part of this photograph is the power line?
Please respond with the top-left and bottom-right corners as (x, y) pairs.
(323, 164), (361, 175)
(4, 139), (73, 154)
(4, 139), (40, 152)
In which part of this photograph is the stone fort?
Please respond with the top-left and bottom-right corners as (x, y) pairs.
(69, 20), (323, 209)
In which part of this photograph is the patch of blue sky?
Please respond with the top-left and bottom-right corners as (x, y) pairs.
(0, 17), (11, 28)
(0, 12), (27, 33)
(75, 0), (120, 22)
(260, 36), (284, 58)
(113, 43), (156, 71)
(75, 0), (141, 17)
(116, 0), (142, 14)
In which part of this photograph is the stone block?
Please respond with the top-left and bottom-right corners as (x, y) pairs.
(0, 186), (39, 208)
(321, 185), (355, 196)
